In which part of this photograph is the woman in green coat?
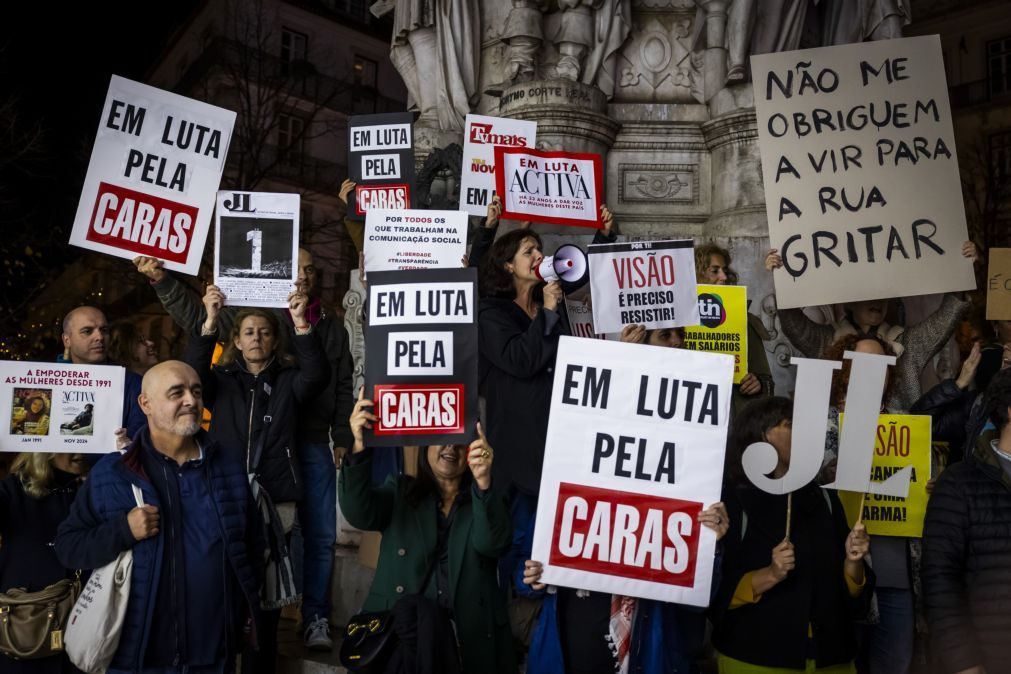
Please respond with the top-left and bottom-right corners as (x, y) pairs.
(339, 391), (517, 674)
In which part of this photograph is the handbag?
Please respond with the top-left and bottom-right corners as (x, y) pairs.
(0, 576), (81, 659)
(64, 483), (145, 674)
(339, 610), (395, 671)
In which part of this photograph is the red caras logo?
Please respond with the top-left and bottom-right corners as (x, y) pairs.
(87, 182), (198, 264)
(469, 123), (527, 147)
(549, 483), (702, 587)
(355, 184), (409, 214)
(373, 384), (464, 435)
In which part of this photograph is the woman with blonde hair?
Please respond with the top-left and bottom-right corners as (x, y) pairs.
(0, 453), (87, 673)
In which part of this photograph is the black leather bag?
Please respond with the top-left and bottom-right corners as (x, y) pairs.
(339, 610), (394, 671)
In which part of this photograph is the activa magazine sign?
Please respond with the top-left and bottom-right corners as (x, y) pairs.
(364, 268), (478, 446)
(1, 362), (125, 454)
(495, 147), (603, 228)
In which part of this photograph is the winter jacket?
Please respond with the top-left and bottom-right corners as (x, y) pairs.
(184, 330), (329, 503)
(54, 430), (262, 671)
(922, 430), (1011, 674)
(910, 379), (975, 461)
(152, 273), (354, 449)
(778, 294), (968, 411)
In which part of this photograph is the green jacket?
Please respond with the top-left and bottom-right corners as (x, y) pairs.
(338, 453), (517, 674)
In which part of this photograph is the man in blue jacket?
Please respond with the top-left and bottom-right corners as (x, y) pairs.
(56, 360), (263, 673)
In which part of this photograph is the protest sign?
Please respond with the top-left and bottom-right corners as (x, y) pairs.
(495, 147), (603, 228)
(347, 112), (415, 220)
(363, 209), (468, 273)
(752, 35), (975, 309)
(532, 337), (733, 606)
(460, 114), (537, 217)
(214, 191), (299, 308)
(1, 362), (125, 454)
(69, 75), (236, 275)
(588, 240), (700, 335)
(565, 285), (608, 341)
(364, 268), (478, 446)
(839, 415), (932, 537)
(682, 285), (748, 384)
(986, 248), (1011, 320)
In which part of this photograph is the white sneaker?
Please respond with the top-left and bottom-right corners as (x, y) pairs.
(304, 615), (333, 651)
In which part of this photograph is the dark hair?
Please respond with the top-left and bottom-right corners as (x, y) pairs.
(479, 229), (544, 299)
(984, 368), (1011, 432)
(406, 445), (473, 506)
(218, 309), (294, 367)
(108, 320), (142, 368)
(725, 396), (794, 485)
(823, 333), (897, 408)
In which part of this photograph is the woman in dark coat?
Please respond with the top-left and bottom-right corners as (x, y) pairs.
(339, 392), (516, 674)
(0, 452), (87, 674)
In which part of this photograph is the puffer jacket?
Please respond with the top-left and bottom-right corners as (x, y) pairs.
(922, 430), (1011, 674)
(184, 330), (329, 503)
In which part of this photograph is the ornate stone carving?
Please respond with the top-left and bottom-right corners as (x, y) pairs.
(342, 277), (366, 397)
(620, 163), (697, 203)
(613, 12), (700, 103)
(415, 143), (464, 210)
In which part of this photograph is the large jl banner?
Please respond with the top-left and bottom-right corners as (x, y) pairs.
(588, 240), (700, 335)
(70, 75), (236, 276)
(532, 337), (734, 606)
(495, 147), (603, 228)
(838, 414), (932, 538)
(1, 362), (125, 454)
(752, 35), (975, 309)
(682, 285), (748, 384)
(460, 114), (537, 217)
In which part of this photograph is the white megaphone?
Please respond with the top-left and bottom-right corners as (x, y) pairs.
(535, 244), (589, 290)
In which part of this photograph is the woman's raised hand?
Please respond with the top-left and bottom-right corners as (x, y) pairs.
(289, 289), (309, 330)
(620, 324), (646, 344)
(764, 249), (783, 272)
(698, 502), (729, 541)
(201, 284), (226, 333)
(467, 422), (494, 491)
(350, 388), (376, 454)
(542, 281), (563, 312)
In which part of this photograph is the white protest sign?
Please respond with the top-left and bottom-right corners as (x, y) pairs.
(364, 209), (467, 273)
(532, 337), (734, 606)
(70, 75), (236, 275)
(1, 362), (125, 454)
(460, 114), (537, 217)
(214, 191), (299, 308)
(496, 147), (603, 228)
(588, 240), (700, 335)
(752, 35), (975, 309)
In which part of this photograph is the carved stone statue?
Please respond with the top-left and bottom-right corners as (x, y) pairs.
(502, 0), (546, 82)
(822, 0), (911, 45)
(388, 0), (480, 132)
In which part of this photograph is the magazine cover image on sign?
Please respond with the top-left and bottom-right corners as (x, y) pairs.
(59, 391), (96, 436)
(218, 216), (294, 279)
(10, 388), (52, 435)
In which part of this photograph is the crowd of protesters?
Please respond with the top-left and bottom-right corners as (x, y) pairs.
(2, 195), (1010, 674)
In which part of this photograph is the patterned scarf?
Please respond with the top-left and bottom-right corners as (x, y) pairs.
(608, 595), (637, 674)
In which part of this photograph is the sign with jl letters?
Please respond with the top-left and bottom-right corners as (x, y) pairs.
(839, 414), (932, 538)
(364, 209), (468, 273)
(460, 114), (537, 216)
(532, 337), (734, 606)
(589, 240), (700, 335)
(986, 248), (1011, 320)
(364, 269), (478, 446)
(752, 35), (975, 309)
(214, 192), (299, 308)
(69, 75), (236, 275)
(347, 112), (415, 220)
(682, 285), (748, 384)
(1, 361), (125, 454)
(495, 147), (603, 228)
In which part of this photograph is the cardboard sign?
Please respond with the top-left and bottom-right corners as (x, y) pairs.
(69, 76), (236, 275)
(839, 414), (932, 537)
(495, 147), (603, 228)
(532, 337), (734, 606)
(682, 285), (748, 384)
(214, 191), (299, 308)
(588, 240), (700, 335)
(752, 35), (975, 309)
(364, 269), (478, 446)
(1, 362), (125, 454)
(986, 248), (1011, 320)
(460, 114), (537, 217)
(347, 112), (415, 220)
(363, 209), (468, 273)
(565, 285), (609, 341)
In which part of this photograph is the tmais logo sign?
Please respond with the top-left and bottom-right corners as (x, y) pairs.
(469, 123), (528, 147)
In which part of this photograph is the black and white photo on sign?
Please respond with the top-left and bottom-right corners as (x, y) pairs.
(214, 191), (299, 308)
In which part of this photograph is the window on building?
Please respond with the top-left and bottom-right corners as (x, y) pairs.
(353, 55), (378, 88)
(351, 55), (379, 113)
(987, 36), (1011, 96)
(278, 113), (306, 168)
(281, 27), (308, 76)
(991, 130), (1011, 182)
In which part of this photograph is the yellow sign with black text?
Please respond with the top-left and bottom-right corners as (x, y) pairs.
(839, 414), (932, 538)
(682, 285), (747, 384)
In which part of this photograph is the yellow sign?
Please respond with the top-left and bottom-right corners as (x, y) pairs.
(839, 414), (932, 538)
(682, 285), (748, 384)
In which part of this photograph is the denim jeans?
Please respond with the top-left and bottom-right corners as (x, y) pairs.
(861, 587), (914, 674)
(295, 441), (337, 623)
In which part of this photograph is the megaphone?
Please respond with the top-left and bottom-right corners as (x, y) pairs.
(535, 244), (589, 290)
